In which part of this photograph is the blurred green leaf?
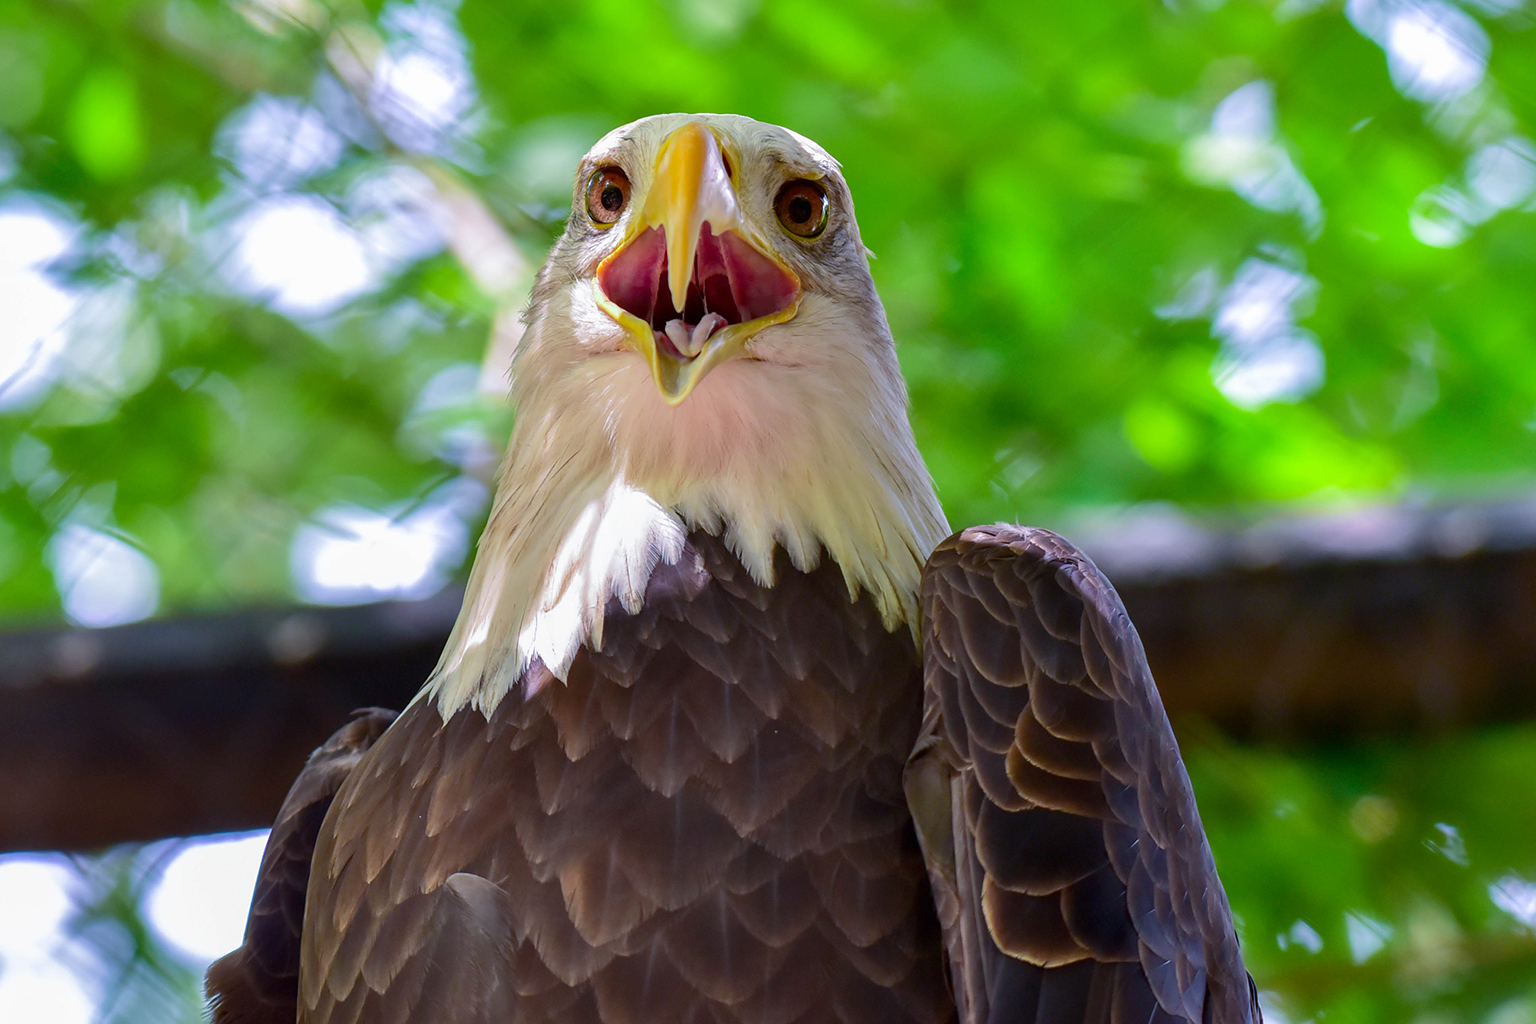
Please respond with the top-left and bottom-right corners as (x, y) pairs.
(67, 67), (146, 181)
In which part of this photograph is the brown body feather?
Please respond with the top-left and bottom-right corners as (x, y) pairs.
(297, 531), (953, 1024)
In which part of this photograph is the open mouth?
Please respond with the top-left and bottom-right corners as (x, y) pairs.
(597, 225), (799, 360)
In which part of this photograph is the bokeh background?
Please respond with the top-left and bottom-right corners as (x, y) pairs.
(2, 0), (1536, 1020)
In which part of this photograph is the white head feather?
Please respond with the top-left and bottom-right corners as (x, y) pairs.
(427, 113), (948, 717)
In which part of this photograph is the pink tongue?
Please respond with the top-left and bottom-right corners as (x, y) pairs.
(662, 312), (727, 357)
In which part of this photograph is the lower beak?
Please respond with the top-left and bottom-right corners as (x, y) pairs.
(595, 122), (801, 405)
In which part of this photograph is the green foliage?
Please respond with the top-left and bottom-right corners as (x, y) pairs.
(65, 846), (207, 1024)
(1, 0), (1533, 622)
(1189, 724), (1536, 1022)
(67, 68), (147, 181)
(2, 0), (1536, 1019)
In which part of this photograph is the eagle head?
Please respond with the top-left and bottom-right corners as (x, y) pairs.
(521, 114), (886, 402)
(432, 115), (948, 714)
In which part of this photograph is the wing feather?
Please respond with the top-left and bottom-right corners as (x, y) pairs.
(206, 708), (397, 1024)
(909, 525), (1260, 1024)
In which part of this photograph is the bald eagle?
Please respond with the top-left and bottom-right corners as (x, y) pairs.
(208, 115), (1260, 1024)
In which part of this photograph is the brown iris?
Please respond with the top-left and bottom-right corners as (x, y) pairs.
(586, 167), (630, 225)
(774, 180), (828, 238)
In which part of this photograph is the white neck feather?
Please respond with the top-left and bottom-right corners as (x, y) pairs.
(425, 284), (949, 717)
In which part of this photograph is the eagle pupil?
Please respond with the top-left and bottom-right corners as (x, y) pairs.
(788, 196), (812, 224)
(601, 185), (624, 212)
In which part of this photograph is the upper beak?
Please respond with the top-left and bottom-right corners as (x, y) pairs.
(595, 122), (801, 405)
(645, 122), (740, 314)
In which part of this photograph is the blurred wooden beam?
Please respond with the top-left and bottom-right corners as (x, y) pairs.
(3, 522), (1536, 853)
(1118, 546), (1536, 740)
(1080, 497), (1536, 739)
(0, 594), (455, 854)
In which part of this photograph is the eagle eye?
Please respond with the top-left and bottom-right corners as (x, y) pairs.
(586, 167), (631, 226)
(774, 180), (828, 238)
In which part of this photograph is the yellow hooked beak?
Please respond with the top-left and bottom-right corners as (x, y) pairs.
(595, 122), (801, 405)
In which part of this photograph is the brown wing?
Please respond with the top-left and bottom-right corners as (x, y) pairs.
(207, 707), (397, 1024)
(908, 525), (1260, 1024)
